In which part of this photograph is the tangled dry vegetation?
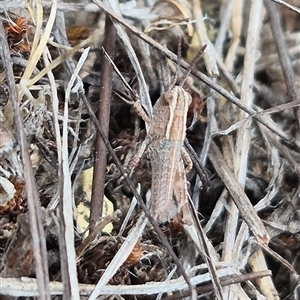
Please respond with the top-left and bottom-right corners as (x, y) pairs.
(0, 0), (300, 299)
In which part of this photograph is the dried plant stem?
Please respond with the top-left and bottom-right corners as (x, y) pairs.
(231, 1), (278, 297)
(264, 0), (300, 128)
(90, 16), (116, 232)
(214, 0), (236, 55)
(22, 0), (57, 81)
(26, 32), (95, 87)
(163, 271), (272, 300)
(0, 20), (50, 300)
(26, 0), (43, 55)
(183, 205), (223, 300)
(209, 140), (269, 243)
(221, 199), (241, 299)
(248, 249), (279, 299)
(0, 270), (271, 297)
(236, 0), (263, 199)
(52, 11), (77, 75)
(192, 0), (219, 77)
(224, 0), (243, 72)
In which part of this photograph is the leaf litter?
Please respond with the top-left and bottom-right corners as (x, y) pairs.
(0, 0), (300, 299)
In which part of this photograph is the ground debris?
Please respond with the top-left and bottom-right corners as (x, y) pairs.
(0, 1), (300, 299)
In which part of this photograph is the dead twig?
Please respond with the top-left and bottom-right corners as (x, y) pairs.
(90, 16), (116, 232)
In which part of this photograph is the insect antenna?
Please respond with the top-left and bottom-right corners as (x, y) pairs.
(170, 36), (182, 89)
(178, 44), (207, 87)
(102, 47), (151, 123)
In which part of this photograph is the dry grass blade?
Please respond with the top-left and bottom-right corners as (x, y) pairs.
(21, 0), (57, 81)
(58, 46), (90, 300)
(214, 0), (236, 56)
(183, 202), (223, 299)
(192, 0), (219, 77)
(209, 141), (269, 244)
(231, 1), (277, 298)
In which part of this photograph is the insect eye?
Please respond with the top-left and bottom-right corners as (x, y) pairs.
(162, 89), (176, 104)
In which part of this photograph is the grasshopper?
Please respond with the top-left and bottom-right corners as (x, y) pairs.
(128, 46), (207, 224)
(129, 85), (193, 224)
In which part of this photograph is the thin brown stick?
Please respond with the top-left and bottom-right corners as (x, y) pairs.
(0, 20), (50, 300)
(90, 16), (116, 232)
(184, 197), (224, 299)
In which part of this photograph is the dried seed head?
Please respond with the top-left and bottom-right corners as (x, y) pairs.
(3, 16), (33, 55)
(125, 243), (144, 265)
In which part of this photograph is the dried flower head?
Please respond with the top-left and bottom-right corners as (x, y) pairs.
(3, 16), (33, 55)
